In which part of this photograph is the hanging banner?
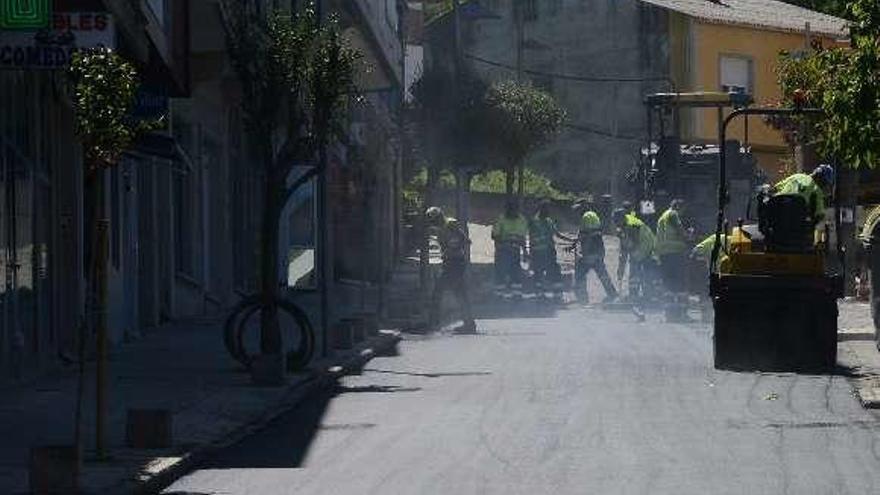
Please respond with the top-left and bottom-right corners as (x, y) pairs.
(0, 12), (115, 70)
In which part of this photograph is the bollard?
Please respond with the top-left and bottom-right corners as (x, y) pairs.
(126, 409), (173, 449)
(29, 445), (79, 495)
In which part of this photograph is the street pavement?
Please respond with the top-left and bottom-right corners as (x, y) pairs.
(163, 305), (880, 495)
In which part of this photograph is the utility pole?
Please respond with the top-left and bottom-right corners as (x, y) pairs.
(451, 0), (469, 224)
(514, 0), (524, 82)
(314, 0), (330, 357)
(514, 0), (526, 196)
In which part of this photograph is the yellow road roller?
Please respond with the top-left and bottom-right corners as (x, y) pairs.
(710, 105), (842, 372)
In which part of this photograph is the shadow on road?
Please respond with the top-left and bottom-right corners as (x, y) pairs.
(363, 368), (492, 378)
(190, 375), (425, 472)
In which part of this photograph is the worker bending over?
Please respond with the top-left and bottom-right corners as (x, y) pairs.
(426, 207), (476, 334)
(772, 164), (834, 225)
(656, 199), (692, 322)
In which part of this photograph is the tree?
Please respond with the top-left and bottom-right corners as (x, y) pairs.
(219, 1), (359, 375)
(485, 80), (566, 196)
(408, 66), (493, 178)
(67, 46), (157, 457)
(771, 0), (880, 169)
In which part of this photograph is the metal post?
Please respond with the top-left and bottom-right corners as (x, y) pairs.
(314, 0), (330, 357)
(514, 0), (524, 82)
(94, 219), (109, 459)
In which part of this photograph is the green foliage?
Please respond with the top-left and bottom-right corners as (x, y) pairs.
(772, 0), (880, 168)
(406, 167), (574, 200)
(68, 47), (154, 171)
(471, 168), (574, 200)
(424, 0), (467, 24)
(220, 3), (316, 158)
(485, 80), (566, 165)
(783, 0), (851, 18)
(220, 1), (362, 170)
(310, 15), (362, 145)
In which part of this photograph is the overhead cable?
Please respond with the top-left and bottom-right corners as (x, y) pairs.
(464, 53), (672, 84)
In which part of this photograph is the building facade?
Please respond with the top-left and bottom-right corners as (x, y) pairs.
(0, 0), (405, 381)
(655, 0), (847, 180)
(424, 0), (847, 196)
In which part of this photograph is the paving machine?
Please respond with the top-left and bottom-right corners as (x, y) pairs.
(633, 92), (761, 233)
(710, 105), (843, 372)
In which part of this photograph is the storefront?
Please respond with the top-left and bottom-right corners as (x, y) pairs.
(0, 71), (81, 380)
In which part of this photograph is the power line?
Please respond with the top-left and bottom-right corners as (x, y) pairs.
(563, 123), (644, 142)
(464, 52), (672, 84)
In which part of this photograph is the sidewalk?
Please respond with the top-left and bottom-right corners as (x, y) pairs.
(0, 318), (400, 494)
(838, 299), (880, 408)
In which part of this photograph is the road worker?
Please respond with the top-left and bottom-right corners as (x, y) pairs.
(426, 206), (476, 334)
(574, 198), (618, 304)
(613, 208), (656, 302)
(771, 164), (834, 225)
(492, 200), (529, 298)
(691, 232), (729, 323)
(656, 199), (692, 322)
(528, 200), (567, 297)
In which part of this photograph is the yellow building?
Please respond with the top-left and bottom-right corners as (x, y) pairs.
(646, 0), (848, 180)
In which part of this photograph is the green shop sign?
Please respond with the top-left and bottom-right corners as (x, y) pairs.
(1, 0), (51, 30)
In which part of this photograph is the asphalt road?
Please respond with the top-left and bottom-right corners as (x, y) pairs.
(163, 306), (880, 495)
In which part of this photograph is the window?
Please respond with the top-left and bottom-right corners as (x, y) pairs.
(720, 55), (753, 95)
(385, 0), (399, 31)
(285, 167), (316, 290)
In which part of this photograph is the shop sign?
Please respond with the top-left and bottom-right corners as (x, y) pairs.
(0, 12), (115, 70)
(0, 0), (50, 30)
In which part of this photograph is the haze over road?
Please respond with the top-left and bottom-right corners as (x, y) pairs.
(164, 307), (880, 495)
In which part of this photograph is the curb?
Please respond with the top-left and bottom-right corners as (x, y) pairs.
(125, 330), (401, 495)
(837, 336), (880, 409)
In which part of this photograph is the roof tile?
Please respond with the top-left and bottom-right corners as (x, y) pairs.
(640, 0), (848, 37)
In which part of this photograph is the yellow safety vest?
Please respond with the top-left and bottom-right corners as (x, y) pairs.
(656, 208), (687, 255)
(774, 173), (825, 222)
(624, 213), (655, 261)
(692, 234), (728, 259)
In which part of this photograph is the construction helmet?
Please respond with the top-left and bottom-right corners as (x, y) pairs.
(425, 206), (444, 226)
(812, 164), (835, 186)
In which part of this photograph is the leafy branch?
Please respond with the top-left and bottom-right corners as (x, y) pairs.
(68, 47), (159, 172)
(770, 0), (880, 169)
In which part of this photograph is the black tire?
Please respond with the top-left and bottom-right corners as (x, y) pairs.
(223, 294), (262, 366)
(235, 297), (316, 372)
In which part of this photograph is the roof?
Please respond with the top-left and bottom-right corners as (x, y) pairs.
(640, 0), (848, 38)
